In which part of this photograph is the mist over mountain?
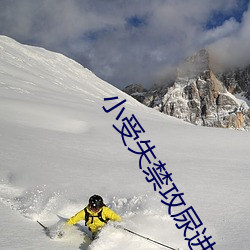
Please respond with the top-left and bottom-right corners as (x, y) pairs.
(123, 49), (250, 130)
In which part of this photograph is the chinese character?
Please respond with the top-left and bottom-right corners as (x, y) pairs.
(171, 206), (203, 237)
(103, 97), (126, 120)
(159, 183), (186, 215)
(143, 166), (164, 191)
(185, 228), (216, 250)
(113, 114), (145, 146)
(128, 140), (156, 169)
(153, 160), (166, 172)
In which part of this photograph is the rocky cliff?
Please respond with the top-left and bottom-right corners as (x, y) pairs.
(123, 49), (250, 130)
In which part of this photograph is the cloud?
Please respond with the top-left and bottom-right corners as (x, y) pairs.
(0, 0), (249, 89)
(200, 18), (240, 45)
(208, 3), (250, 68)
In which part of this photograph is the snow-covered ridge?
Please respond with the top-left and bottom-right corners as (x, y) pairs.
(0, 35), (150, 133)
(0, 36), (250, 250)
(0, 35), (138, 104)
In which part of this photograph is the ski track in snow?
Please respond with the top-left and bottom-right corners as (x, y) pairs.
(0, 181), (183, 250)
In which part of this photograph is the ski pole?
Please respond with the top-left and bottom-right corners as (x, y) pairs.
(122, 227), (179, 250)
(37, 220), (48, 231)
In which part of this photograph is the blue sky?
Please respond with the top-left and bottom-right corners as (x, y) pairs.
(0, 0), (249, 89)
(205, 0), (249, 28)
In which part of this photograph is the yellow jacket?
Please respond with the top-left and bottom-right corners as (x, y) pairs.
(67, 206), (121, 233)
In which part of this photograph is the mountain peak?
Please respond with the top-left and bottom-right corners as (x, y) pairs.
(177, 49), (210, 78)
(124, 48), (250, 130)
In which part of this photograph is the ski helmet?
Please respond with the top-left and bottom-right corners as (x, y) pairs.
(89, 195), (104, 210)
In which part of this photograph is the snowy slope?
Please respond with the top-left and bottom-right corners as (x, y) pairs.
(0, 36), (250, 250)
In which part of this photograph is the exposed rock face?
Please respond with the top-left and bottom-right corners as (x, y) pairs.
(123, 49), (250, 130)
(123, 84), (147, 103)
(217, 66), (250, 99)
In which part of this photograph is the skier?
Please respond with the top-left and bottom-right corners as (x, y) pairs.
(66, 194), (122, 239)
